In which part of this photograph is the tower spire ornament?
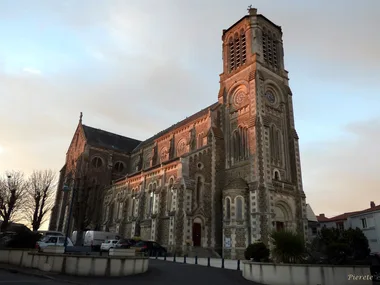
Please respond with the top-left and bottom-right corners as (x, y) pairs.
(247, 5), (257, 15)
(79, 112), (83, 123)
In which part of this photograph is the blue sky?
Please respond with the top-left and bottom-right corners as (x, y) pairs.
(0, 0), (379, 220)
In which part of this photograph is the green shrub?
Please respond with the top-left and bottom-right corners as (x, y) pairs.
(244, 241), (270, 261)
(271, 230), (305, 263)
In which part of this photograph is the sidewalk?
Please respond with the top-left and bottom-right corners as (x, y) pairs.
(149, 256), (243, 271)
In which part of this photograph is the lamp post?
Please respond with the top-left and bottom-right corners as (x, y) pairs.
(62, 180), (76, 252)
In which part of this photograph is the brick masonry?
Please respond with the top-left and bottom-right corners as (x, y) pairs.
(50, 8), (308, 258)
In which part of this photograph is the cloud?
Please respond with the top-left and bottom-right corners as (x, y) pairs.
(22, 67), (42, 75)
(0, 0), (379, 220)
(302, 118), (380, 217)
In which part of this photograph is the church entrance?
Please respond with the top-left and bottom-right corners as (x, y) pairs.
(276, 221), (284, 231)
(192, 223), (201, 246)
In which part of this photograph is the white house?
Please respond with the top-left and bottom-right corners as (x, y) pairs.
(347, 202), (380, 253)
(316, 201), (380, 254)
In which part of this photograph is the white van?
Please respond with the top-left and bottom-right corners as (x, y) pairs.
(71, 231), (86, 245)
(84, 231), (120, 249)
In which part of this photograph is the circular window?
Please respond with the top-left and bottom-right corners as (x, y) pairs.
(92, 157), (103, 168)
(197, 162), (204, 169)
(114, 162), (124, 172)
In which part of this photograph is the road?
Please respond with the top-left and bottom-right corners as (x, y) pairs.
(0, 259), (262, 285)
(0, 269), (72, 284)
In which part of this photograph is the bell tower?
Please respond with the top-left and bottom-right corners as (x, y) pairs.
(220, 7), (307, 257)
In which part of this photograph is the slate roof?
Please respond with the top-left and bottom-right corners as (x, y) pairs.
(133, 102), (220, 151)
(82, 125), (141, 153)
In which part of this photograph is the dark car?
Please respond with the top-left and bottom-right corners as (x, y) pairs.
(131, 241), (167, 256)
(114, 238), (137, 249)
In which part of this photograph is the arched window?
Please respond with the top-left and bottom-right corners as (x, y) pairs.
(270, 124), (282, 164)
(241, 29), (246, 65)
(197, 133), (203, 148)
(236, 197), (243, 220)
(92, 157), (102, 168)
(114, 162), (124, 172)
(196, 176), (202, 205)
(228, 37), (235, 71)
(232, 126), (249, 163)
(149, 192), (154, 216)
(131, 197), (136, 217)
(226, 198), (231, 220)
(228, 30), (247, 73)
(167, 178), (174, 212)
(262, 31), (278, 68)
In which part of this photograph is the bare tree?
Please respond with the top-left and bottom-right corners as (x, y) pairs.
(0, 171), (27, 232)
(24, 170), (57, 231)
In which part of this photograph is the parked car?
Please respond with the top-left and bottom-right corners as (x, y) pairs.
(131, 241), (167, 256)
(114, 238), (137, 249)
(84, 231), (120, 250)
(36, 230), (64, 237)
(36, 235), (73, 251)
(100, 239), (119, 252)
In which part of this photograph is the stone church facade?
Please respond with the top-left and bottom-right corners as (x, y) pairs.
(50, 8), (308, 259)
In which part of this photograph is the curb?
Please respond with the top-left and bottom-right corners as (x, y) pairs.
(0, 267), (86, 285)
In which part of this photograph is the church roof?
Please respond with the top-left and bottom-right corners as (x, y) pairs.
(225, 178), (248, 190)
(306, 204), (318, 222)
(133, 102), (220, 151)
(82, 125), (141, 153)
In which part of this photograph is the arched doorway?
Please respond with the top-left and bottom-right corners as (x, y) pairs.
(192, 217), (202, 247)
(274, 202), (292, 232)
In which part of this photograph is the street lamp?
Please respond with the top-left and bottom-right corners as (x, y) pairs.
(62, 179), (76, 252)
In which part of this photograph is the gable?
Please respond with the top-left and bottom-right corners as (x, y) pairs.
(82, 125), (141, 153)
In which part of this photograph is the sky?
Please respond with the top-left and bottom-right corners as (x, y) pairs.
(0, 0), (379, 225)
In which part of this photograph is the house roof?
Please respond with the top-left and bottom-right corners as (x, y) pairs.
(317, 215), (330, 222)
(133, 102), (220, 151)
(317, 206), (380, 223)
(82, 125), (141, 153)
(349, 205), (380, 218)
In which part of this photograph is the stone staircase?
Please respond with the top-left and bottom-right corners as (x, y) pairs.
(186, 246), (221, 258)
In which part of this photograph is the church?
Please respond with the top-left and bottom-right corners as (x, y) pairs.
(49, 8), (308, 260)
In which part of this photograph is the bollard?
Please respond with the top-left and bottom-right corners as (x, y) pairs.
(184, 255), (187, 264)
(173, 254), (176, 262)
(156, 252), (158, 259)
(222, 258), (224, 269)
(195, 256), (198, 264)
(237, 260), (240, 270)
(164, 252), (167, 261)
(207, 257), (210, 267)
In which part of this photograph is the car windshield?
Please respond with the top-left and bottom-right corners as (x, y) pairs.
(104, 240), (110, 243)
(135, 241), (145, 246)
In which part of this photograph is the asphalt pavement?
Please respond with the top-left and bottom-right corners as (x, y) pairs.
(0, 259), (262, 285)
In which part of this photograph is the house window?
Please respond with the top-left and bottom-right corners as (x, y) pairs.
(361, 218), (367, 229)
(312, 227), (317, 235)
(225, 198), (231, 220)
(236, 197), (243, 220)
(336, 222), (344, 231)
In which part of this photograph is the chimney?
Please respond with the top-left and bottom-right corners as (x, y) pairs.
(370, 201), (375, 208)
(319, 214), (325, 218)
